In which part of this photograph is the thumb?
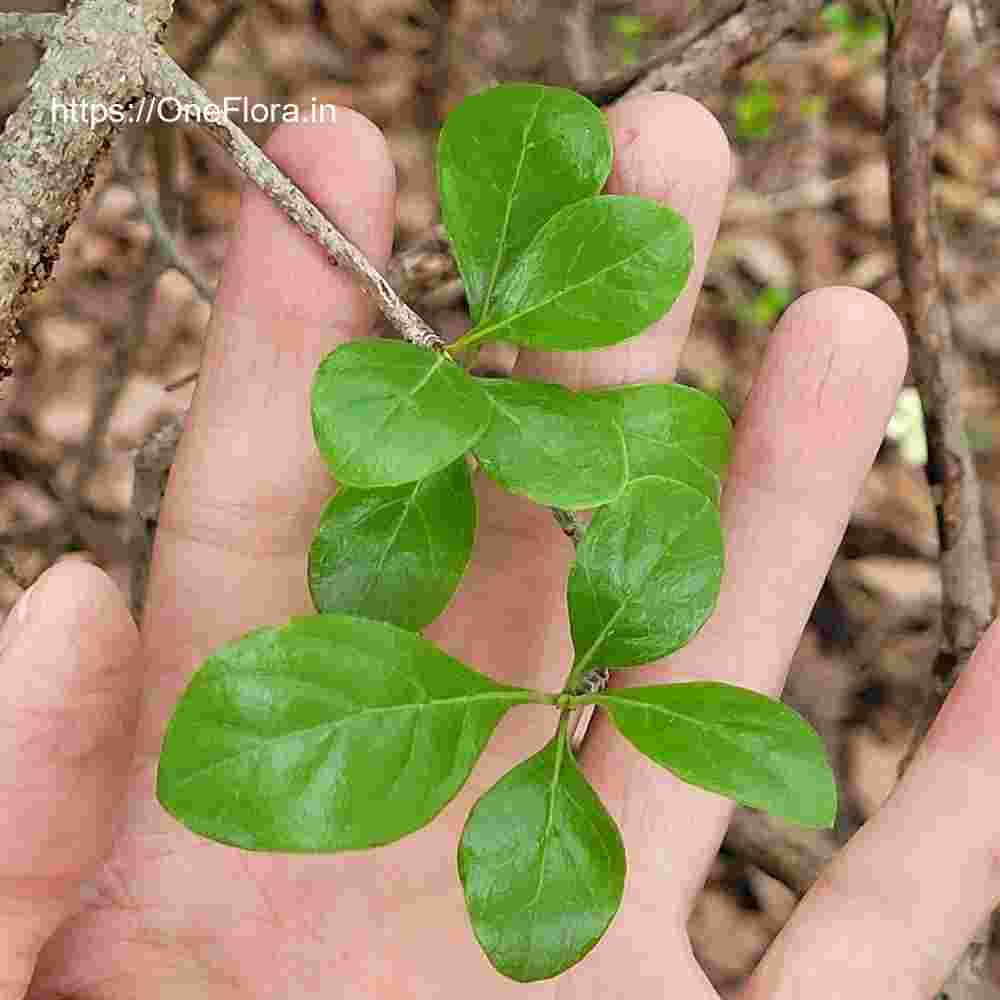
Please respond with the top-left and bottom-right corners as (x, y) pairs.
(0, 560), (140, 1000)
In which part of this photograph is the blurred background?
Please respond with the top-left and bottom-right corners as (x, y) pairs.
(1, 0), (999, 992)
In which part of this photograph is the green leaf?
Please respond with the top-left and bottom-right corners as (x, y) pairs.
(157, 615), (536, 852)
(308, 459), (475, 631)
(461, 196), (693, 352)
(438, 84), (612, 325)
(567, 476), (723, 674)
(311, 339), (492, 488)
(458, 727), (626, 982)
(595, 683), (837, 828)
(472, 378), (627, 509)
(585, 384), (732, 503)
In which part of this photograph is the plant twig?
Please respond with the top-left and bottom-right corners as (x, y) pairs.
(182, 0), (246, 77)
(563, 0), (600, 89)
(583, 0), (745, 104)
(889, 0), (994, 775)
(113, 144), (216, 302)
(886, 2), (999, 994)
(141, 49), (444, 351)
(550, 506), (586, 545)
(0, 12), (62, 44)
(0, 1), (157, 380)
(622, 0), (825, 101)
(129, 415), (184, 616)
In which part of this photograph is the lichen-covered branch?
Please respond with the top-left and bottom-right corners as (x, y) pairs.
(0, 12), (62, 44)
(0, 1), (151, 377)
(141, 50), (444, 351)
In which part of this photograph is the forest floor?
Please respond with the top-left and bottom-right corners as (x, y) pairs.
(1, 0), (999, 992)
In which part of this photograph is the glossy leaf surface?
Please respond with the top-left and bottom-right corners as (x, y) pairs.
(311, 339), (492, 487)
(459, 731), (626, 982)
(438, 84), (612, 324)
(568, 476), (723, 672)
(309, 459), (475, 631)
(157, 615), (533, 852)
(597, 682), (837, 827)
(585, 384), (732, 503)
(473, 378), (627, 508)
(467, 196), (693, 351)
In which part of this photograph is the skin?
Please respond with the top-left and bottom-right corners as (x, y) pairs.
(2, 94), (998, 1000)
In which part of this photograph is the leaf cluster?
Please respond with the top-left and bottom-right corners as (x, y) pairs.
(157, 84), (836, 983)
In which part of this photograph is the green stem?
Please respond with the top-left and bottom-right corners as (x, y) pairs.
(525, 689), (564, 707)
(448, 324), (495, 355)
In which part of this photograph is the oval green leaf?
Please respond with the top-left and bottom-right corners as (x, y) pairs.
(465, 195), (693, 352)
(438, 83), (613, 325)
(567, 476), (723, 674)
(157, 615), (535, 852)
(585, 384), (733, 503)
(308, 458), (476, 631)
(311, 339), (492, 487)
(472, 378), (627, 509)
(458, 728), (626, 982)
(595, 683), (837, 828)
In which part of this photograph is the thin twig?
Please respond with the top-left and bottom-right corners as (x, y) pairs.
(550, 506), (586, 545)
(60, 222), (166, 543)
(886, 2), (999, 995)
(113, 144), (215, 302)
(889, 0), (995, 772)
(623, 0), (825, 101)
(129, 415), (184, 616)
(583, 0), (745, 104)
(164, 371), (198, 391)
(183, 0), (246, 77)
(563, 0), (600, 90)
(141, 49), (444, 350)
(965, 0), (994, 41)
(0, 12), (62, 44)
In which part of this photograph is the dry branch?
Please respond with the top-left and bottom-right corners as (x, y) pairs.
(888, 0), (995, 771)
(622, 0), (825, 101)
(583, 0), (745, 104)
(0, 2), (151, 377)
(886, 2), (999, 994)
(141, 51), (444, 351)
(113, 143), (215, 302)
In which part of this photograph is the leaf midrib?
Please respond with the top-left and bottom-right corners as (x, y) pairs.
(478, 91), (546, 323)
(573, 487), (712, 672)
(358, 480), (422, 607)
(468, 218), (662, 343)
(167, 690), (529, 791)
(595, 693), (789, 758)
(337, 354), (447, 469)
(526, 733), (567, 915)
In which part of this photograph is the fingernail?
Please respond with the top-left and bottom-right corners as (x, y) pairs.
(0, 583), (37, 657)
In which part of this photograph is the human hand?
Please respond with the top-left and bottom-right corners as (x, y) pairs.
(4, 94), (999, 999)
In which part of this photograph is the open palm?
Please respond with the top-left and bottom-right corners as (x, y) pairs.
(5, 94), (999, 1000)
